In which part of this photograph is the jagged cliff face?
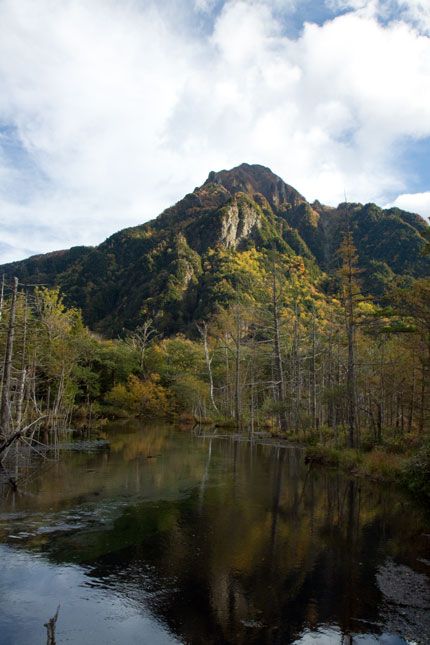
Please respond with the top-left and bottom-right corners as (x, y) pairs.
(219, 197), (261, 249)
(154, 163), (301, 253)
(152, 163), (307, 255)
(1, 163), (429, 336)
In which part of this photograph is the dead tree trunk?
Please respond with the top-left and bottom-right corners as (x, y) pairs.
(0, 274), (4, 320)
(338, 229), (359, 449)
(15, 294), (28, 429)
(196, 321), (219, 414)
(235, 303), (241, 427)
(311, 304), (319, 438)
(0, 415), (47, 462)
(272, 270), (287, 432)
(0, 277), (18, 436)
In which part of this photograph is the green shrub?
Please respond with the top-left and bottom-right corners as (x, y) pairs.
(362, 448), (404, 479)
(381, 437), (407, 455)
(401, 442), (430, 499)
(360, 432), (376, 452)
(339, 449), (361, 471)
(305, 445), (340, 466)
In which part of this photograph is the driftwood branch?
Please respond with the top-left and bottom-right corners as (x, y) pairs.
(0, 415), (47, 459)
(44, 604), (60, 645)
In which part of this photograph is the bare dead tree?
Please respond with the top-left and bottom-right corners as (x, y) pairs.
(0, 274), (4, 320)
(15, 293), (29, 429)
(272, 267), (288, 432)
(0, 277), (19, 436)
(235, 303), (241, 427)
(126, 319), (156, 373)
(196, 321), (219, 413)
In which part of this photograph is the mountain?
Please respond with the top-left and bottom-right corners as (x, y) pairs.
(1, 163), (429, 336)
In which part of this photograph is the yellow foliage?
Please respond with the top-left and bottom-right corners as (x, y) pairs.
(105, 374), (170, 417)
(104, 383), (135, 409)
(127, 374), (170, 416)
(357, 301), (377, 315)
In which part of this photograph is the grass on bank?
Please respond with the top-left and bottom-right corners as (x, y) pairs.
(299, 426), (430, 500)
(87, 392), (430, 501)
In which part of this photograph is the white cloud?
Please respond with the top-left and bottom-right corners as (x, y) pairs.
(0, 0), (429, 263)
(194, 0), (218, 12)
(386, 192), (430, 220)
(399, 0), (430, 34)
(327, 0), (430, 34)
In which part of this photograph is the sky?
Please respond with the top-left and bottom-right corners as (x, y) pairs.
(0, 0), (429, 263)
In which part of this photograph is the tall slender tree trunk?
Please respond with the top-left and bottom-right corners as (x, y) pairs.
(327, 307), (337, 444)
(272, 271), (287, 432)
(16, 294), (28, 429)
(419, 363), (425, 435)
(408, 362), (415, 433)
(250, 363), (255, 434)
(338, 227), (360, 448)
(346, 300), (355, 448)
(197, 322), (219, 414)
(0, 277), (18, 435)
(0, 274), (4, 320)
(293, 302), (301, 432)
(235, 304), (241, 427)
(311, 304), (319, 438)
(224, 335), (231, 420)
(343, 243), (356, 449)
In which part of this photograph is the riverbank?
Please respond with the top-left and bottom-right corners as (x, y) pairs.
(188, 421), (430, 501)
(304, 441), (430, 501)
(78, 410), (430, 503)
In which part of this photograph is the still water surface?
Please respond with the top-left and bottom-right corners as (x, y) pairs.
(0, 423), (429, 644)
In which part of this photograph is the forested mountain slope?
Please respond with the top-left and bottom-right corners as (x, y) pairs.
(1, 163), (429, 335)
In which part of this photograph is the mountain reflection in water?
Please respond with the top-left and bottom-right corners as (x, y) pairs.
(0, 422), (429, 644)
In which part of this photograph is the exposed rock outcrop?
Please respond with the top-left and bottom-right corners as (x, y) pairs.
(205, 162), (305, 209)
(219, 198), (261, 249)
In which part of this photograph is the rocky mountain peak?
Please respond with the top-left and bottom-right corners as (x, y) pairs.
(0, 162), (428, 336)
(203, 163), (305, 209)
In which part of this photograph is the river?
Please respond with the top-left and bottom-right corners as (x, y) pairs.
(0, 422), (429, 644)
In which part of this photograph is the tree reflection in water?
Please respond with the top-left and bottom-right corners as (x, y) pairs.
(0, 423), (429, 644)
